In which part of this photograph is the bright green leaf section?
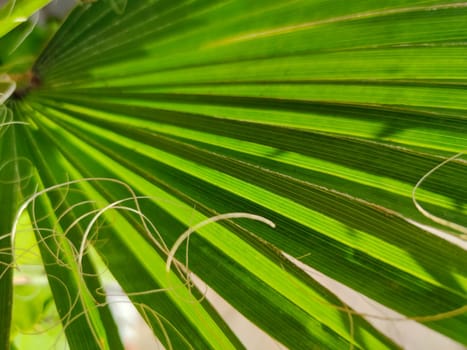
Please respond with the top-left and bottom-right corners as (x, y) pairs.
(0, 0), (53, 38)
(0, 121), (20, 350)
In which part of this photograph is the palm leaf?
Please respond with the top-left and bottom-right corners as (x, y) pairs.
(0, 0), (53, 37)
(1, 0), (466, 349)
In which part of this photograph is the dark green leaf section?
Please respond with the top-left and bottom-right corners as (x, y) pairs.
(20, 99), (397, 350)
(0, 119), (20, 350)
(31, 93), (467, 227)
(29, 96), (467, 344)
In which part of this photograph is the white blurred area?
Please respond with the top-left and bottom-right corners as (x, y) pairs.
(105, 286), (164, 350)
(39, 0), (77, 23)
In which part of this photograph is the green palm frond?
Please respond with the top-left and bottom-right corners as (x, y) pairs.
(0, 0), (53, 37)
(1, 1), (466, 349)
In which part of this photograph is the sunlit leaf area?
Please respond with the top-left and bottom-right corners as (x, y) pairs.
(1, 1), (466, 349)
